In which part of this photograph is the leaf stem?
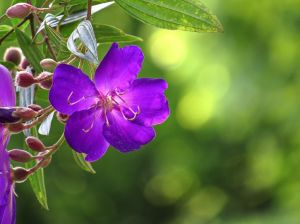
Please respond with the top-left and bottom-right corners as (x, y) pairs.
(87, 0), (92, 21)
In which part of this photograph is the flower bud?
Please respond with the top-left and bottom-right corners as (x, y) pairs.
(56, 112), (69, 124)
(15, 71), (36, 88)
(28, 104), (43, 112)
(20, 58), (30, 70)
(12, 107), (37, 121)
(6, 3), (35, 19)
(40, 59), (57, 72)
(25, 136), (46, 152)
(0, 107), (21, 124)
(36, 71), (53, 90)
(3, 47), (22, 65)
(38, 156), (52, 168)
(9, 149), (32, 163)
(13, 167), (30, 183)
(7, 123), (25, 133)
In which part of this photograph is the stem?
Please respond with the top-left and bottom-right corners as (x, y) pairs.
(41, 0), (51, 8)
(29, 15), (35, 38)
(87, 0), (92, 21)
(24, 107), (54, 129)
(0, 17), (30, 45)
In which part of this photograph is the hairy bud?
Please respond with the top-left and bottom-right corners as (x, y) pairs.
(20, 58), (30, 70)
(7, 123), (25, 133)
(38, 156), (52, 168)
(15, 71), (36, 88)
(3, 47), (22, 65)
(28, 104), (43, 112)
(36, 72), (53, 90)
(9, 149), (32, 163)
(25, 136), (46, 152)
(13, 167), (30, 183)
(13, 107), (37, 121)
(40, 59), (57, 72)
(56, 112), (69, 124)
(6, 3), (35, 19)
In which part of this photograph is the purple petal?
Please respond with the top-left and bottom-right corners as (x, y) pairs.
(0, 65), (15, 107)
(122, 78), (170, 127)
(94, 43), (144, 94)
(1, 188), (16, 224)
(103, 110), (155, 152)
(49, 64), (99, 115)
(65, 108), (109, 162)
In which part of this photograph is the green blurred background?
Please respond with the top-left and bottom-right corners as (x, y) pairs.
(1, 0), (300, 223)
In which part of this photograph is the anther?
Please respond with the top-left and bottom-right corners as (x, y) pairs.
(67, 92), (85, 106)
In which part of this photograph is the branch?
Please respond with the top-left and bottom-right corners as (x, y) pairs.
(87, 0), (92, 20)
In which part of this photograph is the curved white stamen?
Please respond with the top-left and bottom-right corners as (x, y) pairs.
(120, 105), (141, 121)
(67, 91), (85, 106)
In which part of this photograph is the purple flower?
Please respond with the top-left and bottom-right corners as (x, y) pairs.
(50, 43), (170, 162)
(0, 65), (16, 224)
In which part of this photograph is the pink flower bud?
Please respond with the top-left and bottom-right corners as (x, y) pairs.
(15, 71), (36, 88)
(7, 123), (25, 133)
(56, 112), (69, 124)
(40, 58), (57, 72)
(38, 156), (52, 168)
(3, 47), (22, 65)
(20, 58), (30, 70)
(25, 136), (46, 152)
(6, 3), (35, 19)
(9, 149), (32, 163)
(13, 167), (30, 183)
(36, 71), (53, 90)
(28, 104), (43, 112)
(13, 107), (37, 121)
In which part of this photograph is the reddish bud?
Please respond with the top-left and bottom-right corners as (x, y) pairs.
(15, 71), (36, 88)
(3, 47), (22, 65)
(28, 104), (43, 112)
(40, 59), (57, 72)
(7, 123), (25, 133)
(38, 156), (52, 168)
(13, 167), (30, 183)
(20, 58), (30, 70)
(39, 79), (53, 90)
(6, 3), (35, 19)
(56, 112), (69, 124)
(25, 136), (46, 152)
(9, 149), (32, 163)
(36, 71), (53, 90)
(13, 107), (37, 121)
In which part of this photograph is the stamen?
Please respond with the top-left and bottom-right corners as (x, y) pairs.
(67, 91), (85, 106)
(104, 109), (110, 127)
(82, 120), (95, 133)
(121, 105), (141, 121)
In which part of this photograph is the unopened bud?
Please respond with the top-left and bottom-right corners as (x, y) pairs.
(9, 149), (32, 163)
(13, 167), (30, 183)
(6, 3), (35, 19)
(20, 58), (30, 70)
(40, 59), (57, 72)
(38, 156), (52, 168)
(7, 123), (25, 133)
(28, 104), (43, 112)
(36, 72), (53, 90)
(13, 107), (37, 121)
(25, 136), (46, 152)
(56, 112), (69, 124)
(15, 71), (36, 88)
(0, 107), (20, 124)
(3, 47), (22, 65)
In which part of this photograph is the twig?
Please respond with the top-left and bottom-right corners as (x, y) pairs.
(0, 17), (30, 45)
(87, 0), (92, 21)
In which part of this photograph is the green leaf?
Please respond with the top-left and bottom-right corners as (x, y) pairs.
(44, 24), (70, 60)
(94, 24), (142, 44)
(72, 151), (96, 174)
(115, 0), (223, 33)
(0, 25), (15, 41)
(0, 61), (16, 70)
(24, 127), (48, 210)
(15, 29), (44, 74)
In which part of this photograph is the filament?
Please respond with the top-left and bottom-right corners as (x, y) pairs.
(67, 91), (85, 106)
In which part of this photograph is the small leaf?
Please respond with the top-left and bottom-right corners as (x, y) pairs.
(115, 0), (223, 33)
(72, 151), (96, 174)
(67, 20), (98, 64)
(0, 61), (16, 70)
(24, 127), (48, 210)
(0, 25), (15, 41)
(15, 29), (44, 74)
(94, 24), (142, 44)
